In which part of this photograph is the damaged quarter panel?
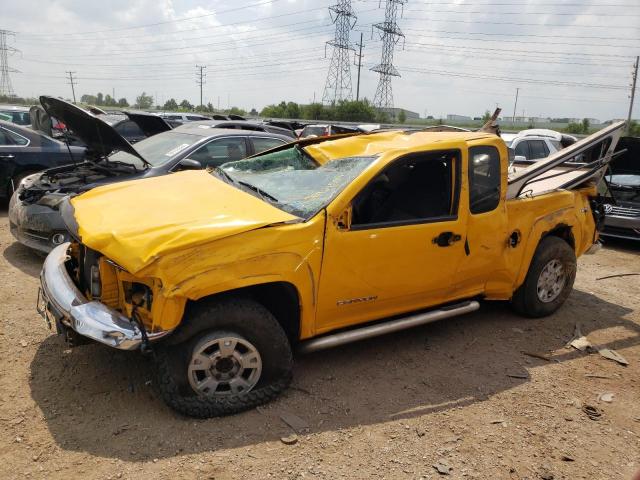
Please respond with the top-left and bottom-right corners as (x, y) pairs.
(136, 215), (326, 337)
(491, 186), (597, 300)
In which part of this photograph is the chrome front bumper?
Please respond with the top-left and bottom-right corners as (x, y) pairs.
(38, 242), (169, 350)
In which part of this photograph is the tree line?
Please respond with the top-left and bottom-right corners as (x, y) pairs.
(259, 99), (404, 123)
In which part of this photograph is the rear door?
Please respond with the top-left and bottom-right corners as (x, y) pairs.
(249, 136), (288, 156)
(187, 136), (249, 168)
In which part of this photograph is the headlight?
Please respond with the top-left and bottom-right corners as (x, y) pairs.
(20, 172), (42, 188)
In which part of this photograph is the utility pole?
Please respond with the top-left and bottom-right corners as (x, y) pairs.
(512, 87), (520, 125)
(627, 56), (638, 135)
(66, 71), (77, 103)
(0, 29), (18, 97)
(196, 65), (206, 108)
(354, 32), (364, 101)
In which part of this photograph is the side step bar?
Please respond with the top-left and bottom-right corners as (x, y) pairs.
(298, 300), (480, 354)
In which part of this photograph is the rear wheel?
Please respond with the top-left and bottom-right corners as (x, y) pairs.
(511, 236), (576, 318)
(154, 297), (293, 418)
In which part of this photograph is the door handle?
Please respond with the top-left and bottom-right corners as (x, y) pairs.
(433, 231), (462, 247)
(0, 154), (15, 159)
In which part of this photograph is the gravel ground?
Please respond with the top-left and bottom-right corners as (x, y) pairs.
(0, 201), (639, 480)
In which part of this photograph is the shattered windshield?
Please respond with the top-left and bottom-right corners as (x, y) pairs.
(107, 131), (204, 168)
(221, 145), (376, 218)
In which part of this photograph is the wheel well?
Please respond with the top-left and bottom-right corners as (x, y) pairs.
(187, 282), (301, 344)
(543, 224), (575, 250)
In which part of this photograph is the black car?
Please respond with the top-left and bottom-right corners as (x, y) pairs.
(210, 121), (297, 139)
(602, 136), (640, 241)
(0, 120), (86, 199)
(9, 96), (292, 253)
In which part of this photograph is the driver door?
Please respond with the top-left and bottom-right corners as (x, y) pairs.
(316, 149), (468, 333)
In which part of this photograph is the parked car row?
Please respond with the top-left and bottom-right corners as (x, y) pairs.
(7, 97), (292, 252)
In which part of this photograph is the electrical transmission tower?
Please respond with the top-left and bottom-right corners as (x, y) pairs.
(0, 29), (18, 97)
(196, 65), (206, 108)
(370, 0), (407, 111)
(322, 0), (356, 105)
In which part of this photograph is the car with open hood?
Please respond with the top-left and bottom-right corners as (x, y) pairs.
(8, 96), (292, 253)
(0, 119), (86, 199)
(36, 121), (624, 417)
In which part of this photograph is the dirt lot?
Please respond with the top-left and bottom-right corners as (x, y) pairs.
(0, 202), (639, 480)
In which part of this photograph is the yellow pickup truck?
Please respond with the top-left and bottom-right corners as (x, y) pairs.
(37, 122), (624, 417)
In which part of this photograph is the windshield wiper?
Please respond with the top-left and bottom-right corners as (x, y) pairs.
(103, 159), (140, 171)
(213, 167), (235, 184)
(237, 180), (279, 203)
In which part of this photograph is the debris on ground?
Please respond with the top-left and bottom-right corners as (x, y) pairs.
(582, 404), (603, 421)
(598, 348), (629, 366)
(507, 371), (530, 379)
(279, 411), (309, 433)
(280, 434), (298, 445)
(433, 459), (452, 475)
(596, 273), (640, 281)
(597, 392), (615, 403)
(567, 324), (594, 352)
(522, 351), (551, 361)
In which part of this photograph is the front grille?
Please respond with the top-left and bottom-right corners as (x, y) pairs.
(608, 205), (640, 219)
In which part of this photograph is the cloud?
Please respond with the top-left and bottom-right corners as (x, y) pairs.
(3, 0), (639, 120)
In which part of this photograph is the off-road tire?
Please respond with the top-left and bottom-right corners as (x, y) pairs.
(511, 236), (576, 318)
(154, 296), (293, 418)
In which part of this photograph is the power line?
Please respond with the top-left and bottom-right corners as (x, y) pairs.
(403, 8), (640, 16)
(400, 28), (637, 49)
(371, 0), (408, 111)
(400, 27), (640, 43)
(18, 46), (324, 68)
(323, 0), (356, 104)
(396, 65), (629, 90)
(397, 16), (640, 30)
(24, 24), (333, 59)
(360, 0), (640, 6)
(405, 40), (636, 59)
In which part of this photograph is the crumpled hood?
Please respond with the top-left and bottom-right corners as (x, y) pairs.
(70, 170), (298, 273)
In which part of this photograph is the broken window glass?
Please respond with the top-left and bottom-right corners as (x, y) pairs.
(221, 147), (376, 219)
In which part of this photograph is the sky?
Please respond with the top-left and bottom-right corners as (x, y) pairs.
(2, 0), (639, 121)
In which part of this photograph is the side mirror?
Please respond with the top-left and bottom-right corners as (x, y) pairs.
(336, 206), (352, 230)
(514, 155), (527, 163)
(177, 158), (203, 170)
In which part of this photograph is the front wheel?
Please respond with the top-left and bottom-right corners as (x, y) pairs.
(154, 297), (293, 418)
(511, 236), (576, 318)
